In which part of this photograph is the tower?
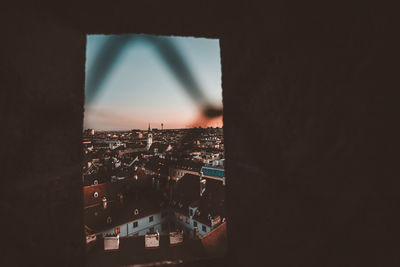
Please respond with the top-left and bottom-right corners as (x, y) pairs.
(147, 123), (152, 150)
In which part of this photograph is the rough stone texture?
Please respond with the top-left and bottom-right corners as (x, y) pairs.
(0, 1), (397, 266)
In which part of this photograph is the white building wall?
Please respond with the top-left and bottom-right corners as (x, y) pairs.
(172, 211), (210, 238)
(101, 210), (169, 237)
(98, 209), (212, 239)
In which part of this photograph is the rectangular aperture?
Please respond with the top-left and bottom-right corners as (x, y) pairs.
(82, 33), (226, 266)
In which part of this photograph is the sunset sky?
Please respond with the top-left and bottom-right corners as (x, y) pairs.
(84, 34), (223, 130)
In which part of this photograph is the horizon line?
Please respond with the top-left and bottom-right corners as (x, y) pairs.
(84, 126), (223, 131)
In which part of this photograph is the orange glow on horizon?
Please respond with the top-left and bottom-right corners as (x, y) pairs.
(84, 107), (223, 130)
(188, 114), (223, 128)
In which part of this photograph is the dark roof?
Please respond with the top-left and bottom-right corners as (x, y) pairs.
(144, 157), (169, 175)
(149, 142), (170, 152)
(84, 190), (168, 233)
(83, 170), (161, 209)
(171, 174), (226, 224)
(172, 160), (203, 172)
(173, 174), (201, 204)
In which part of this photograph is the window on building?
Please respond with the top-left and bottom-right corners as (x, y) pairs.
(115, 227), (120, 234)
(193, 221), (197, 227)
(202, 225), (206, 232)
(133, 221), (138, 228)
(149, 216), (154, 222)
(186, 217), (190, 224)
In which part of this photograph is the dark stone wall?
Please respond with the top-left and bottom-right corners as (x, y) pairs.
(1, 1), (397, 266)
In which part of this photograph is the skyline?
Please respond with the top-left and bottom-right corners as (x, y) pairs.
(84, 124), (223, 131)
(84, 34), (223, 131)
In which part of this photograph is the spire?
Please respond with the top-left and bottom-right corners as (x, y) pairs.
(147, 123), (152, 151)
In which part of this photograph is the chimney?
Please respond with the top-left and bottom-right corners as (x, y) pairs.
(199, 172), (206, 196)
(145, 232), (160, 249)
(104, 234), (119, 251)
(169, 231), (183, 246)
(200, 179), (206, 196)
(102, 197), (107, 209)
(193, 228), (199, 239)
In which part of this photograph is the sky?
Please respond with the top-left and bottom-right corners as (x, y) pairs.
(84, 34), (223, 130)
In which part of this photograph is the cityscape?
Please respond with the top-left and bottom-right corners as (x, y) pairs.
(82, 126), (226, 265)
(83, 34), (226, 266)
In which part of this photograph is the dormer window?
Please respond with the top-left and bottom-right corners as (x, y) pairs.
(93, 192), (98, 198)
(134, 209), (139, 215)
(93, 180), (98, 185)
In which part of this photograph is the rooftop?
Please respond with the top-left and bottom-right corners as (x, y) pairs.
(86, 234), (206, 267)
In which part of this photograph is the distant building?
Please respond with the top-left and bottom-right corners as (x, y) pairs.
(84, 128), (95, 136)
(146, 124), (153, 150)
